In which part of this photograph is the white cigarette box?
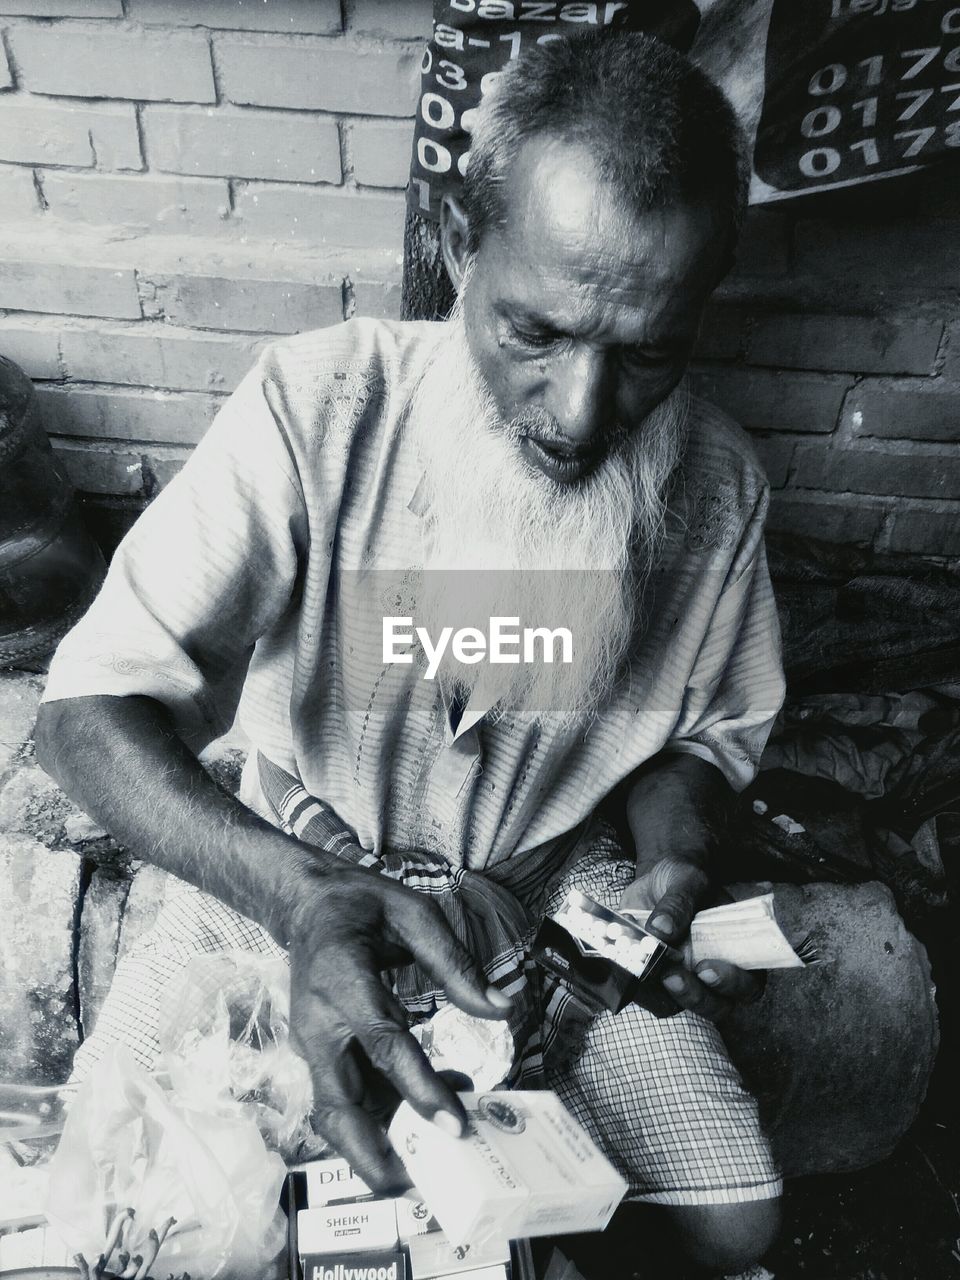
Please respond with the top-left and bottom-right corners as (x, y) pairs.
(406, 1228), (510, 1278)
(395, 1194), (439, 1241)
(298, 1199), (399, 1255)
(305, 1157), (372, 1206)
(388, 1091), (627, 1248)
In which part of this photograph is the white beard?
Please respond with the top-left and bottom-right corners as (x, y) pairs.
(405, 296), (688, 730)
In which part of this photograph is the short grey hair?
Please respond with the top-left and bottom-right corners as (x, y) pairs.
(463, 30), (749, 255)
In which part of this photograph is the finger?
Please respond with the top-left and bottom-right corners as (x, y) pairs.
(659, 964), (728, 1022)
(644, 890), (701, 946)
(314, 1100), (411, 1195)
(343, 970), (468, 1133)
(694, 960), (766, 1004)
(395, 897), (513, 1021)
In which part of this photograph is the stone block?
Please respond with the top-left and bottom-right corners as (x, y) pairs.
(59, 322), (265, 393)
(78, 867), (129, 1037)
(747, 314), (944, 376)
(0, 163), (41, 221)
(0, 99), (141, 169)
(37, 385), (224, 446)
(749, 434), (795, 489)
(845, 383), (960, 443)
(147, 269), (343, 333)
(348, 0), (432, 38)
(725, 881), (937, 1177)
(0, 259), (141, 319)
(349, 278), (402, 321)
(52, 442), (145, 497)
(0, 319), (62, 380)
(0, 834), (80, 1084)
(217, 33), (420, 116)
(127, 0), (341, 30)
(884, 506), (960, 558)
(233, 182), (406, 251)
(40, 172), (232, 235)
(0, 671), (42, 779)
(11, 25), (216, 102)
(0, 37), (12, 89)
(766, 492), (887, 548)
(794, 219), (960, 298)
(691, 367), (850, 434)
(117, 863), (168, 960)
(350, 119), (415, 189)
(0, 0), (121, 13)
(792, 445), (960, 500)
(143, 104), (341, 184)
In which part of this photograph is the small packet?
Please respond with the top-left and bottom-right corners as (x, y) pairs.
(411, 1005), (514, 1091)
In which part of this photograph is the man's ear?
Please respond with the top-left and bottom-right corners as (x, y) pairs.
(440, 194), (472, 293)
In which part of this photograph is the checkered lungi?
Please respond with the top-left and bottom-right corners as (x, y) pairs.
(69, 756), (781, 1207)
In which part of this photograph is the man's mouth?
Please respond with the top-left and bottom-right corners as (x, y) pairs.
(519, 435), (603, 484)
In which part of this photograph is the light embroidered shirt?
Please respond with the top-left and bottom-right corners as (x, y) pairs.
(43, 318), (785, 872)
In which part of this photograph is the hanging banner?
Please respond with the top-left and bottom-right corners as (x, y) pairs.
(409, 0), (960, 218)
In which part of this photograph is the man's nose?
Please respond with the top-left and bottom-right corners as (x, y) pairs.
(543, 347), (613, 447)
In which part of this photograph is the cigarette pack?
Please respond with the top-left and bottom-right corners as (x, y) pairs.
(298, 1199), (400, 1255)
(388, 1091), (627, 1248)
(406, 1227), (510, 1278)
(306, 1157), (374, 1206)
(395, 1194), (440, 1240)
(300, 1249), (408, 1280)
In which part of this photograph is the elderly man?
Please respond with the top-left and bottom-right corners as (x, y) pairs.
(37, 31), (785, 1277)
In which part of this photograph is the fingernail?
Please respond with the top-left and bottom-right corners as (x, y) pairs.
(485, 986), (513, 1010)
(649, 914), (673, 936)
(698, 967), (720, 986)
(433, 1110), (464, 1138)
(663, 975), (685, 994)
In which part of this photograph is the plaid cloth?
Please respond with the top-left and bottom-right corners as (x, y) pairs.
(70, 757), (780, 1207)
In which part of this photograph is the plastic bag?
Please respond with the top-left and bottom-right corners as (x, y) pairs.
(157, 951), (315, 1160)
(45, 1043), (287, 1279)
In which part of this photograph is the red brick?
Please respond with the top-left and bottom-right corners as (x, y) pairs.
(233, 182), (405, 250)
(127, 0), (340, 32)
(844, 383), (960, 443)
(51, 440), (144, 495)
(749, 434), (795, 489)
(348, 0), (432, 38)
(0, 0), (121, 12)
(0, 98), (141, 168)
(143, 105), (341, 184)
(0, 164), (38, 219)
(690, 367), (849, 434)
(217, 34), (420, 116)
(794, 220), (960, 298)
(145, 270), (343, 333)
(37, 384), (223, 445)
(0, 259), (141, 319)
(767, 493), (887, 548)
(348, 278), (402, 321)
(350, 119), (414, 189)
(747, 315), (944, 376)
(792, 445), (960, 500)
(884, 506), (960, 558)
(60, 323), (265, 392)
(12, 25), (215, 102)
(40, 171), (232, 234)
(0, 318), (61, 379)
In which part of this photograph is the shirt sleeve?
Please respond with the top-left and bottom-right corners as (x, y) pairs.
(41, 357), (308, 752)
(664, 488), (786, 792)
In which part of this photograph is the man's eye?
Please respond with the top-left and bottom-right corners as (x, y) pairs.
(511, 326), (558, 351)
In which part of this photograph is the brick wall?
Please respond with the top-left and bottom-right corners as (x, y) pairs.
(0, 0), (957, 560)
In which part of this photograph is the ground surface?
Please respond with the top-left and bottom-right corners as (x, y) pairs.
(2, 669), (959, 1280)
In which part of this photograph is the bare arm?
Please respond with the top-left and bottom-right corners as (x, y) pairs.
(36, 693), (510, 1186)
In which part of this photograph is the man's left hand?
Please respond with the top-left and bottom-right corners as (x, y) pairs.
(620, 855), (763, 1021)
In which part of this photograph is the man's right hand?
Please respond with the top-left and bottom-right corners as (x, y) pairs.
(286, 863), (512, 1191)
